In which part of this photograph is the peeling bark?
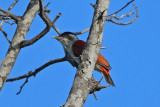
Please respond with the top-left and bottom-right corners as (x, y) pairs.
(64, 0), (110, 107)
(0, 0), (41, 91)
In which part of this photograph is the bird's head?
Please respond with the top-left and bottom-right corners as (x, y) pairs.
(52, 32), (78, 47)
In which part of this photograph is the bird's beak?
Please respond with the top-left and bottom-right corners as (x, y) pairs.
(51, 36), (58, 39)
(51, 36), (61, 41)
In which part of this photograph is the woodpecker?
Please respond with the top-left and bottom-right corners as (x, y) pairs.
(52, 32), (115, 86)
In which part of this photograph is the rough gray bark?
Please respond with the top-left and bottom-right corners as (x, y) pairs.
(0, 0), (40, 91)
(64, 0), (110, 107)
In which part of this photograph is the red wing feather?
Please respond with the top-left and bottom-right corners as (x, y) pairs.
(72, 40), (85, 57)
(73, 40), (111, 70)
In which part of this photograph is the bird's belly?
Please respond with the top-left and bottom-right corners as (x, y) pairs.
(63, 47), (81, 67)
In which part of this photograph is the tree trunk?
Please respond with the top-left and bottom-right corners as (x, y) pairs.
(0, 0), (41, 91)
(64, 0), (110, 107)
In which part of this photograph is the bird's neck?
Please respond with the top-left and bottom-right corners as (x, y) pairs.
(62, 40), (81, 67)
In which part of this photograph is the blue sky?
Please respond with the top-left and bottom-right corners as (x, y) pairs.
(0, 0), (160, 107)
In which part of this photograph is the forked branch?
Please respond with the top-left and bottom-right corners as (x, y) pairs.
(20, 0), (56, 48)
(7, 57), (66, 95)
(0, 8), (20, 22)
(106, 3), (138, 25)
(7, 57), (66, 82)
(107, 0), (134, 17)
(0, 0), (19, 44)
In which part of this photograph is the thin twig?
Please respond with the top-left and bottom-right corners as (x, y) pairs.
(52, 13), (61, 24)
(20, 0), (62, 47)
(75, 0), (134, 35)
(0, 0), (19, 44)
(90, 77), (110, 94)
(113, 10), (134, 20)
(107, 3), (138, 25)
(43, 1), (61, 35)
(107, 0), (134, 17)
(52, 24), (61, 35)
(52, 13), (62, 35)
(8, 0), (19, 11)
(90, 3), (96, 8)
(0, 8), (20, 22)
(44, 2), (51, 9)
(0, 0), (19, 27)
(16, 78), (28, 95)
(96, 76), (103, 86)
(93, 92), (97, 100)
(92, 77), (103, 100)
(0, 27), (11, 44)
(3, 20), (14, 25)
(8, 57), (66, 95)
(7, 57), (66, 82)
(100, 47), (107, 49)
(74, 27), (90, 35)
(20, 12), (61, 48)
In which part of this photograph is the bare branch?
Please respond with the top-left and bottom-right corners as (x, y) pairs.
(52, 24), (61, 35)
(74, 27), (90, 35)
(100, 47), (107, 49)
(90, 3), (96, 8)
(89, 77), (111, 94)
(106, 3), (138, 25)
(20, 12), (61, 48)
(91, 85), (110, 93)
(52, 13), (62, 35)
(7, 57), (66, 95)
(0, 0), (19, 26)
(107, 0), (134, 17)
(0, 8), (20, 22)
(93, 92), (97, 100)
(20, 0), (54, 48)
(44, 1), (62, 35)
(20, 0), (62, 48)
(16, 78), (28, 95)
(8, 0), (19, 11)
(44, 2), (51, 9)
(52, 13), (61, 24)
(0, 19), (14, 25)
(43, 2), (51, 13)
(112, 10), (134, 20)
(0, 27), (11, 44)
(7, 57), (66, 82)
(91, 77), (103, 100)
(20, 26), (51, 48)
(75, 1), (135, 35)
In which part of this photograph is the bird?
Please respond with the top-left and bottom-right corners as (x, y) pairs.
(52, 32), (115, 86)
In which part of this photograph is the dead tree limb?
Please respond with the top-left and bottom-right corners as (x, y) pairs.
(0, 0), (19, 44)
(20, 0), (58, 48)
(74, 27), (90, 35)
(106, 3), (138, 25)
(6, 57), (66, 95)
(6, 57), (66, 82)
(0, 27), (11, 44)
(107, 0), (134, 17)
(0, 8), (20, 22)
